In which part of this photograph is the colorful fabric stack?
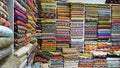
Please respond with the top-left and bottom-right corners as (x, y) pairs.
(78, 53), (93, 68)
(14, 0), (38, 68)
(40, 0), (56, 51)
(70, 3), (84, 52)
(34, 51), (53, 68)
(85, 4), (98, 53)
(50, 52), (64, 68)
(56, 2), (70, 49)
(62, 48), (79, 68)
(107, 54), (120, 68)
(111, 5), (120, 54)
(0, 0), (13, 67)
(97, 4), (111, 53)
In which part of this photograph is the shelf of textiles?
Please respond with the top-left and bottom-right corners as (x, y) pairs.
(106, 0), (120, 4)
(56, 2), (70, 50)
(0, 0), (13, 67)
(84, 4), (98, 53)
(78, 53), (93, 68)
(39, 0), (56, 51)
(70, 3), (84, 52)
(111, 5), (120, 55)
(97, 4), (111, 53)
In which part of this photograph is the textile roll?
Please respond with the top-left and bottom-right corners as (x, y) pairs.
(14, 0), (26, 12)
(14, 15), (27, 23)
(15, 9), (26, 19)
(0, 17), (10, 27)
(0, 26), (13, 37)
(0, 11), (9, 20)
(0, 47), (12, 60)
(14, 43), (33, 57)
(0, 38), (13, 48)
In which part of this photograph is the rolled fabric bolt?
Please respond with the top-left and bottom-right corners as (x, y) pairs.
(0, 26), (13, 37)
(14, 10), (26, 19)
(14, 43), (33, 57)
(0, 6), (9, 16)
(14, 0), (26, 12)
(0, 47), (12, 60)
(0, 37), (13, 49)
(0, 17), (10, 27)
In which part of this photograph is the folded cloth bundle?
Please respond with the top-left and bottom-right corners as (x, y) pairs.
(14, 43), (33, 57)
(14, 15), (27, 23)
(0, 47), (12, 60)
(14, 0), (26, 13)
(35, 52), (53, 60)
(14, 9), (26, 19)
(0, 17), (10, 27)
(0, 38), (13, 48)
(0, 26), (13, 37)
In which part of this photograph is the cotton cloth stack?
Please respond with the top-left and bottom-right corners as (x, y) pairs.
(85, 4), (98, 53)
(40, 0), (56, 51)
(111, 5), (120, 54)
(34, 51), (53, 68)
(50, 52), (64, 68)
(92, 51), (107, 68)
(70, 3), (84, 52)
(0, 26), (13, 62)
(0, 0), (13, 67)
(62, 48), (79, 68)
(0, 0), (10, 28)
(97, 4), (111, 53)
(14, 0), (27, 49)
(14, 0), (38, 68)
(78, 53), (93, 68)
(107, 54), (120, 68)
(56, 2), (70, 49)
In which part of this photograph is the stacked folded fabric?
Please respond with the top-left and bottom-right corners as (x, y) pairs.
(92, 51), (107, 68)
(40, 0), (56, 51)
(78, 53), (93, 68)
(107, 54), (120, 68)
(0, 0), (13, 67)
(34, 51), (53, 68)
(70, 3), (84, 52)
(50, 52), (64, 68)
(62, 48), (79, 68)
(14, 0), (38, 68)
(85, 4), (98, 53)
(111, 5), (120, 54)
(56, 2), (70, 49)
(97, 4), (111, 53)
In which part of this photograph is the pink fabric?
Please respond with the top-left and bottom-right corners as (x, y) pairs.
(0, 17), (10, 27)
(15, 10), (26, 19)
(15, 20), (26, 27)
(98, 36), (110, 38)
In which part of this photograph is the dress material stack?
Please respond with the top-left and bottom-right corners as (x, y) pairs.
(40, 0), (56, 51)
(97, 4), (111, 53)
(56, 2), (70, 49)
(70, 3), (84, 52)
(14, 0), (38, 68)
(0, 0), (13, 67)
(85, 4), (98, 53)
(111, 5), (120, 54)
(62, 48), (79, 68)
(78, 53), (93, 68)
